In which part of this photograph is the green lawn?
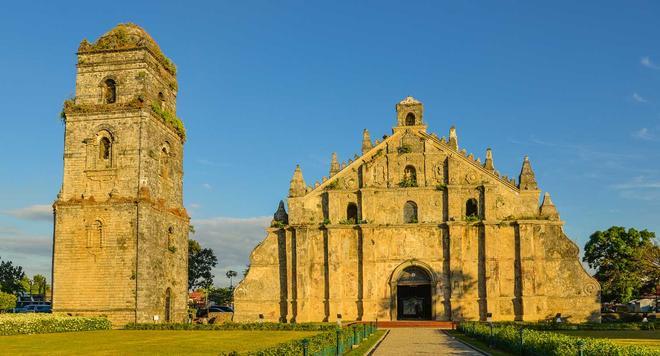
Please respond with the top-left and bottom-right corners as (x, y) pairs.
(445, 330), (514, 356)
(0, 330), (320, 355)
(553, 330), (660, 349)
(345, 330), (386, 356)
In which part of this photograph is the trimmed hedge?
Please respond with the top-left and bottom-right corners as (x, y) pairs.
(0, 314), (111, 336)
(486, 320), (658, 331)
(459, 322), (657, 356)
(125, 321), (336, 331)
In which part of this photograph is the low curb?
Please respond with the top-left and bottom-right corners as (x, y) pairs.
(365, 329), (390, 355)
(442, 330), (490, 355)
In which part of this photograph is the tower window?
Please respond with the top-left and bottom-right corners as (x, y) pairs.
(88, 220), (103, 248)
(167, 226), (174, 249)
(346, 203), (358, 223)
(160, 143), (171, 179)
(405, 112), (416, 126)
(466, 198), (479, 218)
(103, 79), (116, 104)
(403, 201), (418, 223)
(158, 92), (165, 108)
(404, 165), (417, 185)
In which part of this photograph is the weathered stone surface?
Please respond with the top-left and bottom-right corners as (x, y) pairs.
(234, 97), (600, 323)
(52, 24), (189, 326)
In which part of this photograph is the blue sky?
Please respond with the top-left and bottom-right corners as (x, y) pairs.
(0, 1), (659, 286)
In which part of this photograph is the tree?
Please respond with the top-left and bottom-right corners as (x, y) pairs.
(0, 257), (26, 295)
(226, 270), (238, 289)
(188, 239), (218, 290)
(32, 274), (48, 296)
(0, 291), (17, 311)
(583, 226), (657, 303)
(208, 287), (233, 306)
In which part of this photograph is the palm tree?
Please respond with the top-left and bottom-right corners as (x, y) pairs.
(226, 270), (238, 289)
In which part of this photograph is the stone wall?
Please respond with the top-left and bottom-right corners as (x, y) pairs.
(235, 96), (600, 323)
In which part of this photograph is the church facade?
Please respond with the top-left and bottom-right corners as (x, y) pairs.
(234, 97), (600, 323)
(52, 24), (189, 325)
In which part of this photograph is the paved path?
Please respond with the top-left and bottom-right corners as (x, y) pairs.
(372, 328), (482, 355)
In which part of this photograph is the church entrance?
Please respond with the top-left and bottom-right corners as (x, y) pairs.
(396, 266), (432, 320)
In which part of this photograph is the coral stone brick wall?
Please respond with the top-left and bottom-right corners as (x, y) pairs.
(235, 96), (600, 323)
(53, 24), (188, 326)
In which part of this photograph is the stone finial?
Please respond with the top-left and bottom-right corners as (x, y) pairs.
(449, 126), (458, 150)
(289, 165), (307, 197)
(272, 200), (289, 224)
(330, 153), (340, 176)
(518, 156), (538, 190)
(540, 192), (560, 220)
(484, 148), (495, 171)
(362, 129), (373, 154)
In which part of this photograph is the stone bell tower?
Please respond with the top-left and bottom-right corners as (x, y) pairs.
(52, 23), (189, 325)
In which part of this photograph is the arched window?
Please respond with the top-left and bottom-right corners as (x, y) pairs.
(158, 92), (165, 108)
(466, 198), (479, 218)
(403, 201), (418, 223)
(167, 226), (174, 249)
(404, 165), (417, 185)
(87, 220), (103, 248)
(160, 144), (171, 179)
(99, 137), (112, 168)
(103, 79), (116, 104)
(405, 112), (416, 126)
(164, 288), (172, 322)
(346, 203), (358, 223)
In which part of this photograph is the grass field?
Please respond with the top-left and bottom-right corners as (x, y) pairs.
(0, 330), (320, 355)
(553, 329), (660, 349)
(345, 330), (386, 356)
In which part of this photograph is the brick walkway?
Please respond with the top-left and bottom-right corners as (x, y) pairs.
(372, 328), (482, 355)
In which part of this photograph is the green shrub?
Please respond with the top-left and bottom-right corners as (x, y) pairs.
(398, 179), (418, 188)
(0, 292), (17, 311)
(150, 102), (186, 141)
(458, 322), (657, 356)
(124, 321), (336, 331)
(0, 314), (111, 335)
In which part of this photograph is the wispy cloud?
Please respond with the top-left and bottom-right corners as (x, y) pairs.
(641, 56), (660, 70)
(612, 176), (660, 201)
(191, 216), (271, 287)
(632, 92), (647, 103)
(632, 128), (654, 141)
(2, 204), (52, 222)
(202, 183), (212, 190)
(0, 226), (52, 279)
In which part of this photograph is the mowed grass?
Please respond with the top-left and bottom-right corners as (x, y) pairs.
(345, 330), (386, 356)
(0, 330), (320, 355)
(553, 330), (660, 349)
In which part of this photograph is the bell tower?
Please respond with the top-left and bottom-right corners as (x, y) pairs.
(394, 96), (426, 132)
(53, 24), (189, 325)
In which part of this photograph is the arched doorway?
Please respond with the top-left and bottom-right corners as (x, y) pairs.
(164, 288), (172, 322)
(396, 266), (432, 320)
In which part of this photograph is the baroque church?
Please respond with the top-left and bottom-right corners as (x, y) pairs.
(52, 24), (189, 325)
(234, 96), (600, 323)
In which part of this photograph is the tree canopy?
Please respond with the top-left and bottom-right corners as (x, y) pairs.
(583, 226), (658, 303)
(188, 239), (218, 291)
(0, 257), (26, 295)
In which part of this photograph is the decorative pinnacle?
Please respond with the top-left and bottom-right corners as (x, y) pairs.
(289, 165), (307, 197)
(449, 126), (458, 150)
(484, 148), (495, 171)
(362, 129), (372, 154)
(540, 192), (559, 220)
(272, 200), (289, 225)
(330, 153), (340, 176)
(519, 155), (538, 190)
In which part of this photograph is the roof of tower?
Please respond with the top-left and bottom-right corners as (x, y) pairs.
(398, 96), (421, 105)
(78, 23), (177, 75)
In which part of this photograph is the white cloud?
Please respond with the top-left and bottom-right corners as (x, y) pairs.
(632, 92), (647, 103)
(641, 56), (660, 70)
(0, 226), (52, 280)
(612, 176), (660, 201)
(191, 216), (271, 287)
(632, 128), (653, 140)
(202, 183), (212, 190)
(2, 204), (52, 221)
